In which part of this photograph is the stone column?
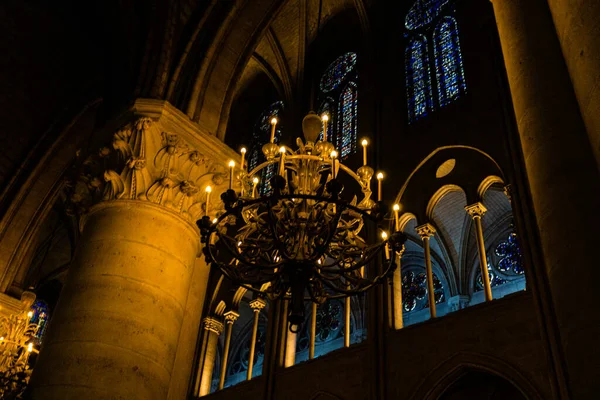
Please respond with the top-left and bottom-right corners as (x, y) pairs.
(416, 223), (437, 319)
(198, 317), (224, 396)
(491, 1), (600, 397)
(546, 0), (600, 168)
(218, 311), (239, 390)
(465, 202), (493, 302)
(247, 299), (266, 380)
(28, 200), (199, 400)
(27, 102), (240, 400)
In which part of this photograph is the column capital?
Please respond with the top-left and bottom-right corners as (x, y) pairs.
(224, 310), (240, 324)
(465, 202), (488, 218)
(203, 317), (224, 334)
(66, 100), (241, 224)
(249, 298), (267, 311)
(416, 223), (436, 239)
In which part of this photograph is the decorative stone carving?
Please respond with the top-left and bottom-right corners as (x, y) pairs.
(224, 310), (240, 324)
(249, 298), (267, 312)
(415, 223), (436, 239)
(465, 202), (488, 219)
(203, 317), (224, 335)
(67, 117), (235, 222)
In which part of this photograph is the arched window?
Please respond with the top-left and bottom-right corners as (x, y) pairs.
(318, 52), (358, 159)
(434, 17), (466, 106)
(249, 101), (284, 195)
(474, 231), (525, 294)
(405, 0), (466, 123)
(402, 270), (445, 313)
(406, 36), (434, 123)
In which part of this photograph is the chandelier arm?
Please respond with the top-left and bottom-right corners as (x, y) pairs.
(212, 232), (281, 270)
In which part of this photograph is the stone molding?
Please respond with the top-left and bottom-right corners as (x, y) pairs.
(69, 100), (241, 224)
(465, 202), (488, 219)
(415, 223), (436, 239)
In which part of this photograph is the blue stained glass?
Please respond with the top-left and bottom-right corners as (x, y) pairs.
(319, 53), (357, 93)
(405, 0), (451, 30)
(406, 36), (433, 123)
(495, 232), (524, 275)
(402, 270), (444, 312)
(338, 83), (358, 159)
(434, 17), (466, 107)
(30, 300), (49, 344)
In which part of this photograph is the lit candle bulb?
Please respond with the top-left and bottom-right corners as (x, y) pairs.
(270, 117), (278, 143)
(27, 311), (33, 318)
(322, 114), (329, 142)
(252, 177), (259, 198)
(377, 172), (384, 201)
(381, 231), (390, 259)
(240, 147), (246, 171)
(205, 186), (212, 216)
(279, 147), (286, 176)
(228, 160), (235, 189)
(361, 139), (368, 166)
(27, 342), (33, 353)
(393, 203), (400, 231)
(330, 150), (338, 178)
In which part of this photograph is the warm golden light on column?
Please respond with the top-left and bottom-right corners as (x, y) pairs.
(465, 202), (493, 302)
(218, 311), (239, 390)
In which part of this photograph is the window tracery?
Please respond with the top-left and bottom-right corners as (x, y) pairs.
(402, 270), (445, 312)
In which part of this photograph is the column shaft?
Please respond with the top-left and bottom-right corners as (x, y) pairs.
(247, 310), (261, 380)
(473, 216), (493, 302)
(344, 297), (351, 347)
(492, 0), (600, 397)
(423, 237), (436, 319)
(28, 201), (199, 400)
(199, 329), (220, 396)
(218, 321), (234, 390)
(309, 303), (317, 360)
(393, 249), (405, 329)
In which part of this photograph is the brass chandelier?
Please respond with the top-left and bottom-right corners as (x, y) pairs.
(197, 112), (406, 331)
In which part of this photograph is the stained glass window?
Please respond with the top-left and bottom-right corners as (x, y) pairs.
(405, 0), (466, 123)
(406, 36), (434, 123)
(29, 300), (50, 344)
(338, 83), (358, 159)
(434, 17), (466, 106)
(405, 0), (451, 30)
(319, 53), (357, 93)
(474, 232), (525, 293)
(249, 101), (284, 196)
(402, 270), (445, 312)
(317, 53), (358, 160)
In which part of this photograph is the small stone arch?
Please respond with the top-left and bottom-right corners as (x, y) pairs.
(409, 352), (543, 400)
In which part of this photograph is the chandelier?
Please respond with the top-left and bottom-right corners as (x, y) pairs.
(197, 112), (406, 331)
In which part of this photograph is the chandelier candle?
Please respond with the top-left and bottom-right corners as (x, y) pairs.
(393, 203), (400, 231)
(362, 139), (368, 166)
(330, 150), (338, 178)
(322, 114), (329, 142)
(228, 160), (235, 189)
(270, 117), (278, 143)
(205, 186), (212, 216)
(377, 172), (384, 201)
(240, 147), (246, 171)
(279, 147), (286, 176)
(252, 177), (259, 198)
